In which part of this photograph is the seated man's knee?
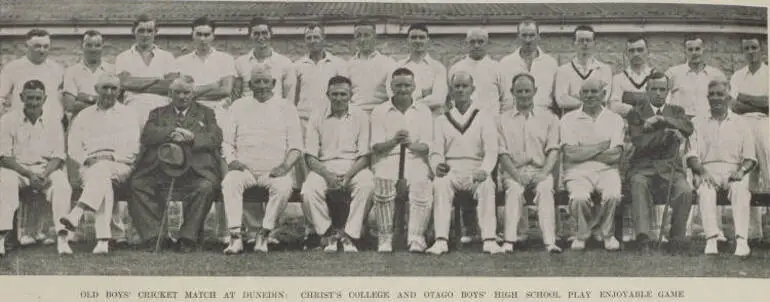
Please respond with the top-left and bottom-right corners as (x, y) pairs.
(222, 170), (247, 190)
(300, 173), (326, 196)
(196, 179), (216, 194)
(535, 177), (555, 196)
(354, 170), (375, 192)
(270, 175), (294, 195)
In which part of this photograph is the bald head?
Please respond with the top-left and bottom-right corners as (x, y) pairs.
(94, 73), (121, 91)
(466, 28), (489, 60)
(249, 63), (277, 101)
(450, 70), (475, 104)
(579, 78), (607, 108)
(466, 28), (489, 40)
(250, 63), (274, 81)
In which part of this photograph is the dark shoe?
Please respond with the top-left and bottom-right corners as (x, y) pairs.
(141, 237), (176, 252)
(110, 240), (131, 250)
(636, 234), (651, 253)
(177, 238), (198, 253)
(303, 233), (322, 251)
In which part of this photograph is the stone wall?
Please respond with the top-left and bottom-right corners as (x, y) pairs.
(1, 32), (767, 77)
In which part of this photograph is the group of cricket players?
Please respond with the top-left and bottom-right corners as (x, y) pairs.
(0, 14), (767, 259)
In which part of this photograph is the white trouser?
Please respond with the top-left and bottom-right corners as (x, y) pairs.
(503, 174), (557, 245)
(0, 166), (71, 233)
(564, 168), (622, 240)
(433, 161), (496, 241)
(125, 95), (170, 127)
(301, 160), (374, 239)
(372, 156), (433, 242)
(697, 163), (751, 240)
(78, 161), (132, 240)
(222, 170), (293, 231)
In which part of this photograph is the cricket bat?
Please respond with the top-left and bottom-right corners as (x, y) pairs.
(393, 143), (409, 250)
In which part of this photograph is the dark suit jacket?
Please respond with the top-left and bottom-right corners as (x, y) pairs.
(627, 102), (693, 175)
(133, 102), (223, 184)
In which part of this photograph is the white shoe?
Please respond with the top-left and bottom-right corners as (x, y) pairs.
(35, 233), (49, 242)
(57, 236), (73, 255)
(223, 237), (243, 255)
(92, 240), (109, 255)
(704, 238), (718, 255)
(267, 236), (280, 245)
(571, 239), (586, 250)
(546, 244), (563, 254)
(408, 238), (427, 253)
(377, 234), (393, 253)
(341, 237), (358, 253)
(19, 235), (36, 246)
(41, 237), (56, 245)
(604, 237), (620, 251)
(502, 242), (514, 253)
(460, 236), (472, 244)
(660, 235), (669, 243)
(253, 233), (268, 253)
(734, 239), (751, 257)
(426, 240), (448, 255)
(323, 237), (338, 253)
(483, 241), (504, 254)
(0, 236), (6, 256)
(716, 234), (728, 242)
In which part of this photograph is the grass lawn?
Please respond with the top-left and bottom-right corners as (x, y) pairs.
(4, 204), (770, 277)
(2, 240), (770, 277)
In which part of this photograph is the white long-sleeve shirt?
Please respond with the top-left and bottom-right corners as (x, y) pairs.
(67, 103), (141, 166)
(430, 103), (498, 175)
(224, 95), (304, 174)
(448, 55), (507, 115)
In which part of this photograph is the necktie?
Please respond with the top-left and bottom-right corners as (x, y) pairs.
(655, 108), (663, 115)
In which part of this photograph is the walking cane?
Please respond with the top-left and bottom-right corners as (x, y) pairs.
(155, 177), (176, 253)
(657, 131), (685, 249)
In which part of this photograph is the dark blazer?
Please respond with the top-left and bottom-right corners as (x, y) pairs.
(133, 102), (223, 183)
(627, 102), (693, 170)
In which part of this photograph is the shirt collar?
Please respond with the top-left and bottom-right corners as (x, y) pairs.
(625, 65), (652, 77)
(402, 53), (433, 65)
(78, 61), (107, 72)
(450, 101), (479, 117)
(576, 106), (608, 120)
(301, 51), (334, 64)
(650, 103), (666, 112)
(512, 105), (537, 117)
(709, 110), (736, 121)
(514, 47), (547, 62)
(131, 44), (157, 56)
(571, 57), (602, 71)
(463, 54), (491, 63)
(353, 50), (381, 61)
(248, 48), (274, 62)
(21, 112), (43, 124)
(174, 106), (190, 117)
(686, 63), (710, 75)
(387, 99), (418, 112)
(326, 108), (352, 119)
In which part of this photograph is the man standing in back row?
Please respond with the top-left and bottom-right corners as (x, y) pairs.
(116, 14), (177, 126)
(555, 25), (613, 115)
(387, 24), (448, 116)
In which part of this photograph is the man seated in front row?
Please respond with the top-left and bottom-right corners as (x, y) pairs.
(497, 73), (562, 254)
(687, 77), (756, 257)
(370, 67), (434, 253)
(60, 74), (141, 255)
(560, 78), (624, 251)
(222, 63), (303, 254)
(302, 75), (374, 253)
(0, 80), (72, 256)
(626, 72), (693, 253)
(129, 75), (223, 253)
(429, 71), (503, 255)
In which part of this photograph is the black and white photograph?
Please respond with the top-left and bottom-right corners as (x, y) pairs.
(0, 0), (768, 288)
